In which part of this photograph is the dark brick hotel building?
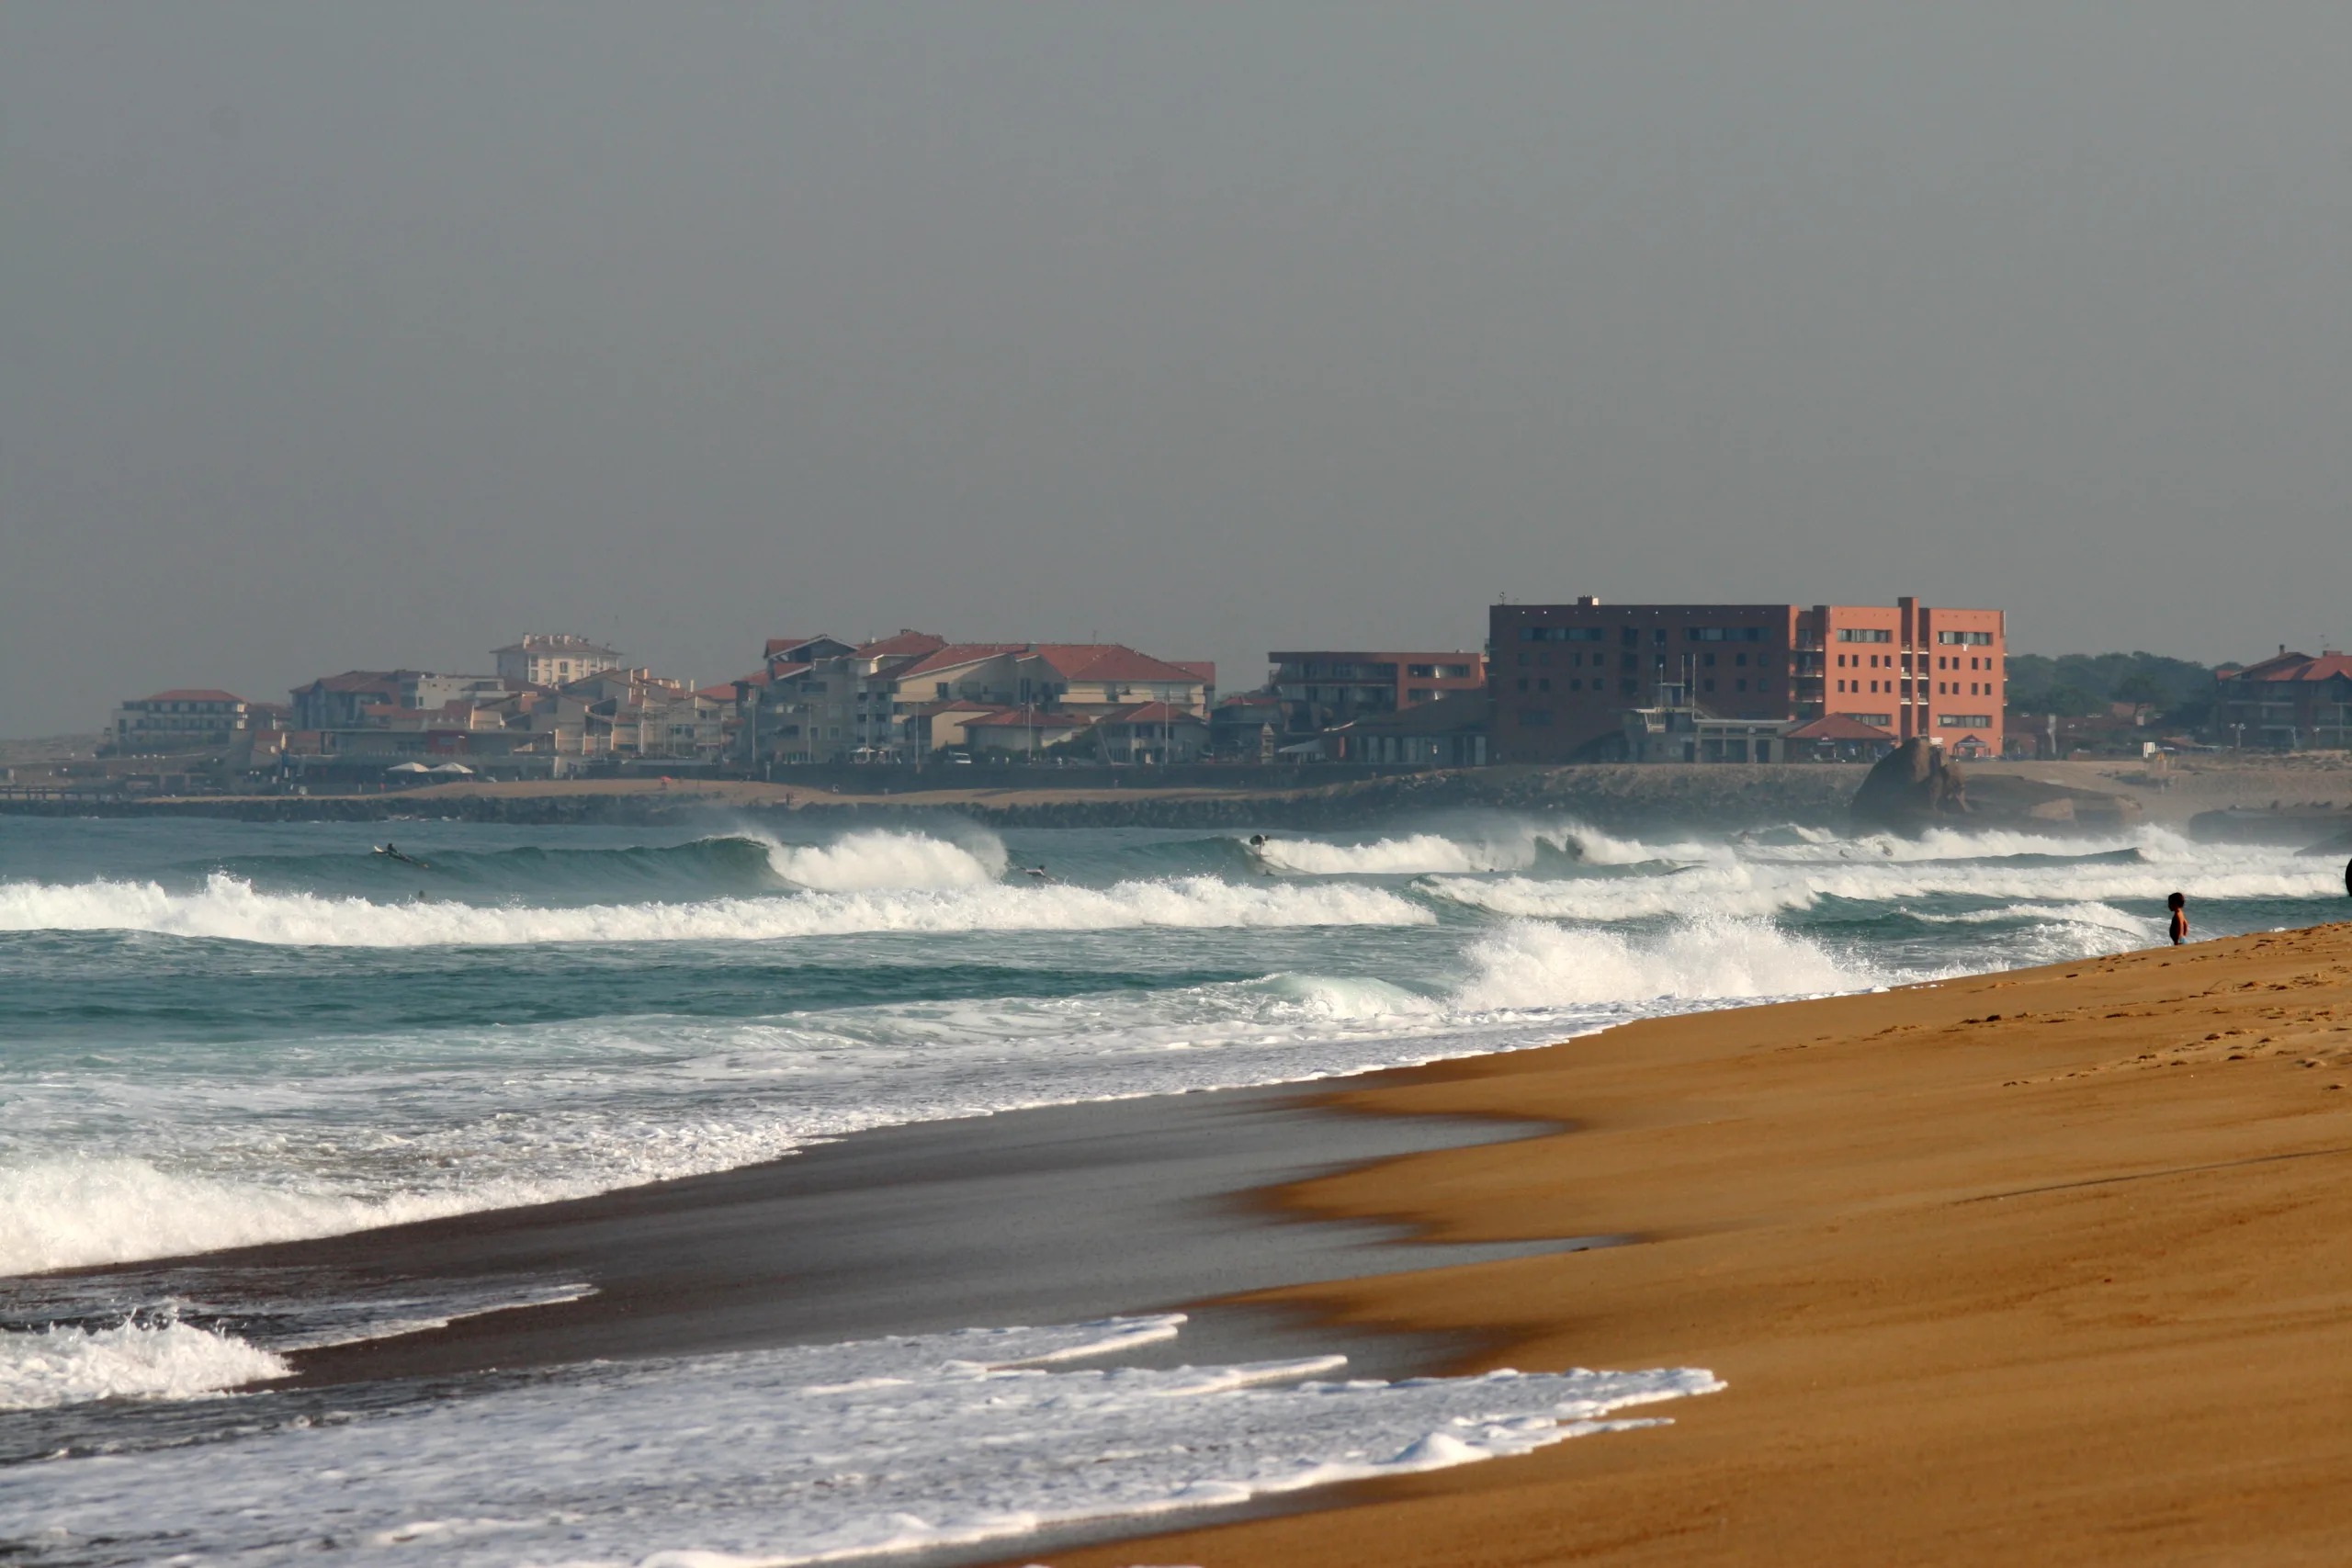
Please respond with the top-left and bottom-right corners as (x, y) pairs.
(1490, 597), (2005, 762)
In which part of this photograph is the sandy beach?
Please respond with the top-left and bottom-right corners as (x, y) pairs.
(1019, 920), (2352, 1567)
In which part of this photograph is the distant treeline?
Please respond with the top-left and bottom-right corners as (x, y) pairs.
(2006, 651), (2219, 725)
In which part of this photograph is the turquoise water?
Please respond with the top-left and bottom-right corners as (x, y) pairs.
(0, 809), (2341, 1562)
(0, 812), (2337, 1279)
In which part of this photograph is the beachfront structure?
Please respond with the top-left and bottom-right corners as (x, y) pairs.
(885, 642), (1216, 761)
(107, 689), (252, 753)
(2213, 650), (2352, 749)
(1488, 597), (2006, 763)
(1268, 649), (1487, 739)
(493, 634), (625, 687)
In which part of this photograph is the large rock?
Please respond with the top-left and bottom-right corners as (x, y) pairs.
(1851, 739), (1972, 833)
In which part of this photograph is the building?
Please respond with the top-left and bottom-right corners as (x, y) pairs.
(2214, 650), (2352, 749)
(493, 635), (625, 687)
(888, 643), (1215, 760)
(107, 690), (250, 753)
(290, 671), (514, 730)
(1784, 714), (1900, 761)
(1488, 597), (2005, 763)
(1268, 650), (1486, 739)
(1091, 703), (1212, 764)
(1323, 691), (1491, 767)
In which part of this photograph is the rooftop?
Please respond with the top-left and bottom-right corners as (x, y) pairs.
(133, 689), (245, 705)
(495, 635), (620, 657)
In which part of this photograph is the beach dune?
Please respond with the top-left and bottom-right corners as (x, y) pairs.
(1025, 922), (2352, 1566)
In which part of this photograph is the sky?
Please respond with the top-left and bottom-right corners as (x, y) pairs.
(5, 3), (2351, 737)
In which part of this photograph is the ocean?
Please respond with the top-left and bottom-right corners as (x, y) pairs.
(1, 810), (2339, 1563)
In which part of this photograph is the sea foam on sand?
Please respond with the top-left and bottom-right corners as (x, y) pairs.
(3, 1314), (1719, 1566)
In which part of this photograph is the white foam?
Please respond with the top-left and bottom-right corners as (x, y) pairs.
(1422, 840), (2339, 923)
(1254, 832), (1535, 875)
(0, 1319), (288, 1410)
(0, 1156), (529, 1277)
(6, 1314), (1720, 1564)
(758, 829), (1007, 891)
(1453, 917), (1878, 1010)
(0, 872), (1431, 947)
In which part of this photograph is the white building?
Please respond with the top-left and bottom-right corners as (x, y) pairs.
(493, 635), (625, 687)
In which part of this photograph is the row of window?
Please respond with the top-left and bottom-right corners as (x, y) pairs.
(1517, 626), (1769, 646)
(1519, 650), (1777, 671)
(1936, 631), (1996, 646)
(1406, 663), (1476, 679)
(1937, 715), (1995, 728)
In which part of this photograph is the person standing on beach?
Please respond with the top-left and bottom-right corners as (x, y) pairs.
(2167, 891), (2188, 946)
(2344, 855), (2351, 898)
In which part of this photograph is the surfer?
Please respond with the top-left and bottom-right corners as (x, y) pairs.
(375, 841), (429, 869)
(1023, 864), (1056, 883)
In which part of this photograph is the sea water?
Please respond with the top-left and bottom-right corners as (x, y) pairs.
(0, 812), (2335, 1562)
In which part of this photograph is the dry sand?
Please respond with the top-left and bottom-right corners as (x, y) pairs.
(1018, 922), (2352, 1567)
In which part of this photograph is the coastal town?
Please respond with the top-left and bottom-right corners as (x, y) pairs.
(40, 597), (2352, 796)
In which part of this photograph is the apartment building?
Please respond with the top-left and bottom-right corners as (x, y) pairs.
(107, 690), (251, 754)
(492, 635), (625, 687)
(1268, 650), (1486, 737)
(1489, 596), (2005, 762)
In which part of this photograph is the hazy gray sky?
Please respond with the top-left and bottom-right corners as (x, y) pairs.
(5, 3), (2350, 736)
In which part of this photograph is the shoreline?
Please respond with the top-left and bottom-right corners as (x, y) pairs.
(1012, 921), (2352, 1566)
(26, 1077), (1588, 1385)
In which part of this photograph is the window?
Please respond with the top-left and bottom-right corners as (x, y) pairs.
(1936, 630), (1995, 646)
(1538, 678), (1551, 692)
(1735, 652), (1748, 667)
(1687, 626), (1765, 643)
(1702, 678), (1715, 693)
(1408, 664), (1435, 678)
(1518, 652), (1530, 666)
(1408, 688), (1437, 704)
(1516, 678), (1529, 692)
(1838, 628), (1893, 643)
(1736, 678), (1748, 692)
(1519, 626), (1608, 642)
(1440, 664), (1473, 678)
(1518, 709), (1554, 727)
(1703, 652), (1716, 667)
(1620, 677), (1637, 695)
(1569, 678), (1582, 691)
(1938, 714), (1994, 728)
(1538, 652), (1551, 667)
(1845, 712), (1893, 727)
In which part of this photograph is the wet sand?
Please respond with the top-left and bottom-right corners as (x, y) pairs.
(34, 1083), (1589, 1389)
(1017, 921), (2352, 1567)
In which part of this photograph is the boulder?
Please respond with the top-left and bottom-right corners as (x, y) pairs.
(1851, 739), (1971, 833)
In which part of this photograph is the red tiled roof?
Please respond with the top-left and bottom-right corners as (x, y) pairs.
(138, 689), (244, 705)
(1029, 644), (1210, 684)
(1786, 715), (1897, 741)
(856, 630), (949, 660)
(896, 643), (1030, 679)
(2231, 651), (2352, 683)
(1171, 660), (1217, 685)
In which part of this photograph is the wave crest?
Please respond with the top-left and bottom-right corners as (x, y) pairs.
(0, 1318), (288, 1410)
(1453, 918), (1878, 1010)
(0, 872), (1431, 948)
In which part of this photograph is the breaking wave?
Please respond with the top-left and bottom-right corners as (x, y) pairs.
(0, 872), (1432, 948)
(1453, 917), (1881, 1010)
(0, 1318), (288, 1410)
(758, 829), (1007, 891)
